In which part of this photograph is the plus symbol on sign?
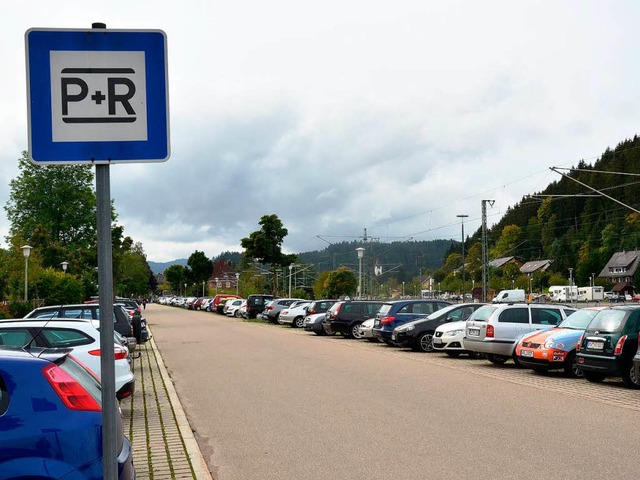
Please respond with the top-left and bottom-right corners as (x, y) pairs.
(91, 90), (106, 105)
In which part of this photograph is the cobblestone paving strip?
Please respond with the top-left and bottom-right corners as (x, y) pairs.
(121, 334), (205, 480)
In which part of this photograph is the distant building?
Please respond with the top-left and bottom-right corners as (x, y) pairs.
(488, 256), (523, 270)
(598, 250), (640, 287)
(520, 259), (553, 276)
(209, 259), (238, 291)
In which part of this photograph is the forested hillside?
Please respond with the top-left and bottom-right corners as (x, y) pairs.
(470, 135), (640, 287)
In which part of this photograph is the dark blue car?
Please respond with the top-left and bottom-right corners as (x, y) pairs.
(0, 346), (135, 479)
(372, 299), (451, 344)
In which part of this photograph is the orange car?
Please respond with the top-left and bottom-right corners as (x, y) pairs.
(515, 307), (605, 377)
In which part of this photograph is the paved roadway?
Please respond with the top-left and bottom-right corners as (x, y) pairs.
(146, 305), (640, 480)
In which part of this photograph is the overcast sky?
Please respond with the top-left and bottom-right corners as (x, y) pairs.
(2, 1), (640, 262)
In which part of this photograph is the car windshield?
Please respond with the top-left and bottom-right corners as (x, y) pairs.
(424, 303), (462, 320)
(468, 305), (497, 322)
(557, 309), (600, 330)
(586, 309), (626, 332)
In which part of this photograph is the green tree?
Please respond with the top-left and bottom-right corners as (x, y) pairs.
(323, 267), (357, 298)
(5, 152), (97, 267)
(241, 214), (296, 293)
(165, 264), (187, 294)
(490, 225), (522, 258)
(188, 250), (213, 285)
(313, 271), (331, 299)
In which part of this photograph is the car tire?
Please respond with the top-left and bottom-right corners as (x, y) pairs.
(445, 351), (461, 358)
(343, 323), (362, 339)
(512, 353), (524, 368)
(414, 332), (435, 353)
(563, 351), (583, 378)
(486, 354), (508, 365)
(293, 316), (304, 328)
(583, 371), (605, 383)
(234, 310), (241, 318)
(621, 362), (640, 389)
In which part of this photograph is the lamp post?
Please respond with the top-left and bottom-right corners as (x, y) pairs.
(356, 247), (365, 300)
(61, 261), (68, 273)
(457, 214), (468, 299)
(568, 268), (574, 306)
(214, 277), (219, 295)
(183, 283), (187, 296)
(202, 280), (205, 297)
(235, 273), (240, 296)
(288, 264), (293, 297)
(21, 245), (32, 302)
(511, 276), (515, 289)
(529, 277), (533, 299)
(402, 281), (405, 297)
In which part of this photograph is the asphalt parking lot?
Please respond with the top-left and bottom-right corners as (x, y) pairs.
(147, 306), (640, 480)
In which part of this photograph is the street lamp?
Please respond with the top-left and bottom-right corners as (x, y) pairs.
(356, 248), (365, 300)
(61, 261), (68, 273)
(288, 264), (294, 297)
(457, 214), (468, 299)
(568, 268), (574, 305)
(529, 277), (533, 298)
(235, 272), (240, 296)
(183, 283), (187, 296)
(214, 277), (219, 295)
(402, 281), (405, 297)
(511, 276), (515, 289)
(202, 280), (205, 297)
(21, 245), (32, 303)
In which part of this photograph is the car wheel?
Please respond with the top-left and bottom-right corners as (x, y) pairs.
(512, 354), (524, 368)
(583, 371), (605, 383)
(415, 332), (435, 353)
(234, 310), (240, 318)
(486, 354), (508, 365)
(293, 316), (304, 328)
(351, 324), (363, 339)
(563, 351), (583, 378)
(621, 362), (640, 389)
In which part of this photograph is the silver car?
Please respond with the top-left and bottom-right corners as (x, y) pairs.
(464, 303), (576, 365)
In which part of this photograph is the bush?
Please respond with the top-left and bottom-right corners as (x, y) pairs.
(0, 304), (11, 319)
(8, 301), (30, 318)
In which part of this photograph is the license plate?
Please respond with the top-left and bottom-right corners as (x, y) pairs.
(520, 350), (534, 357)
(391, 333), (397, 340)
(587, 341), (604, 350)
(433, 339), (443, 345)
(374, 320), (380, 327)
(468, 328), (480, 337)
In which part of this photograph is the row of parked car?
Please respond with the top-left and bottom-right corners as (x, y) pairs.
(182, 295), (640, 391)
(0, 297), (148, 478)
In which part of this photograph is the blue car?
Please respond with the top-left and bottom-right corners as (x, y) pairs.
(372, 299), (451, 344)
(0, 346), (135, 479)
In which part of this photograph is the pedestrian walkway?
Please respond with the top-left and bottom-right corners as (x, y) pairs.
(120, 331), (213, 480)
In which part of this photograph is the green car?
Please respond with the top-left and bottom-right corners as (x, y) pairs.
(576, 306), (640, 389)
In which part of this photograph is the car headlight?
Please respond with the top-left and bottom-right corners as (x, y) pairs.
(445, 329), (464, 337)
(396, 324), (415, 333)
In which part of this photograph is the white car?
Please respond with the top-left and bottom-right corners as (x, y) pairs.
(279, 302), (312, 327)
(357, 318), (379, 342)
(224, 299), (245, 317)
(432, 320), (479, 357)
(0, 318), (135, 400)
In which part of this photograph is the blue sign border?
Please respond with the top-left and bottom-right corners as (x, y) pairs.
(26, 28), (170, 164)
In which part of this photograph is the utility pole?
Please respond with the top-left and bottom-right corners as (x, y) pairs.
(457, 214), (469, 299)
(482, 200), (495, 302)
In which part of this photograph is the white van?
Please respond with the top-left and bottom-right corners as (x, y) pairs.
(492, 289), (526, 303)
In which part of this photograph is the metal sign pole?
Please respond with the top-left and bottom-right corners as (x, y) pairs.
(96, 162), (117, 479)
